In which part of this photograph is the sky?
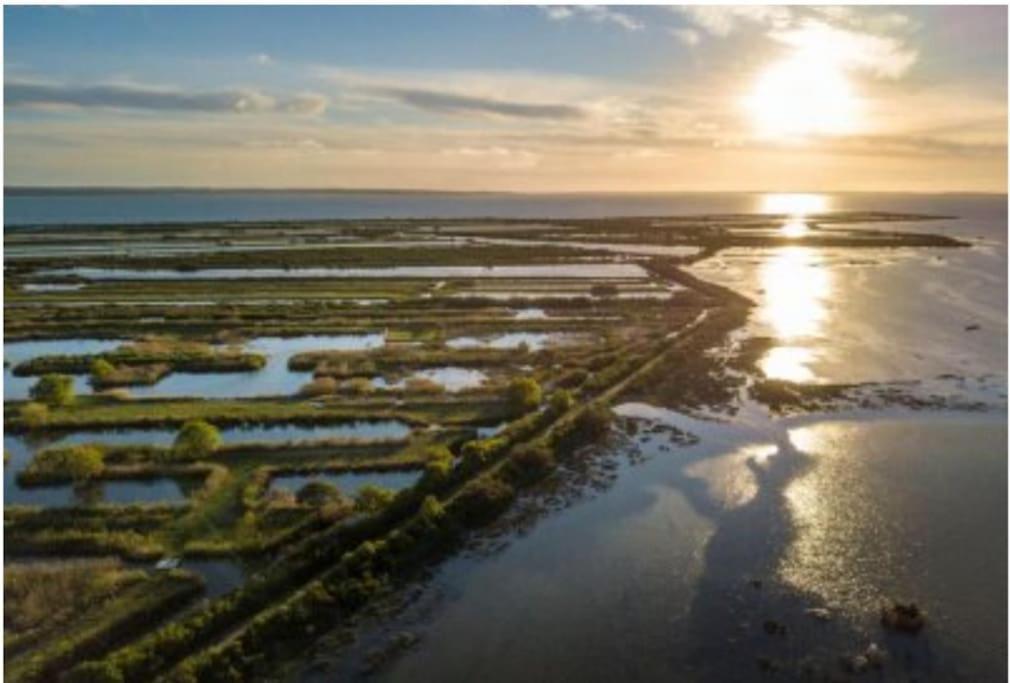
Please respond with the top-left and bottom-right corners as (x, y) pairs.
(4, 5), (1007, 192)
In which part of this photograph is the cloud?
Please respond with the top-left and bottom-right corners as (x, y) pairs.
(669, 27), (701, 46)
(5, 80), (327, 115)
(675, 6), (793, 37)
(365, 85), (584, 120)
(440, 145), (541, 169)
(769, 20), (917, 79)
(252, 53), (274, 66)
(540, 5), (642, 31)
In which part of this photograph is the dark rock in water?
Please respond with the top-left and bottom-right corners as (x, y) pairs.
(750, 578), (763, 590)
(841, 653), (870, 674)
(965, 324), (981, 331)
(804, 607), (832, 621)
(763, 619), (787, 636)
(881, 601), (926, 633)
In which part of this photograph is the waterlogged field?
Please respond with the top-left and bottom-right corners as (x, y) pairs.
(3, 208), (1003, 682)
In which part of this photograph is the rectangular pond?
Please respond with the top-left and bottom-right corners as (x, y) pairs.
(270, 469), (422, 499)
(40, 264), (649, 281)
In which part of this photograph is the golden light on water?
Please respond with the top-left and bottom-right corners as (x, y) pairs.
(761, 346), (816, 383)
(760, 193), (828, 238)
(758, 246), (832, 382)
(685, 443), (779, 510)
(760, 247), (830, 339)
(761, 193), (828, 217)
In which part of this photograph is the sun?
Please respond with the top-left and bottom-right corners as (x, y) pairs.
(744, 55), (860, 139)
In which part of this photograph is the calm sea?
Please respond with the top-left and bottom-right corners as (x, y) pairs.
(3, 189), (1006, 230)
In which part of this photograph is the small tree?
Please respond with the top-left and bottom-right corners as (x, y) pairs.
(421, 445), (454, 486)
(90, 358), (116, 381)
(20, 401), (49, 428)
(296, 480), (343, 506)
(173, 420), (222, 460)
(549, 389), (574, 415)
(505, 377), (542, 414)
(29, 373), (75, 407)
(31, 445), (104, 482)
(354, 484), (395, 514)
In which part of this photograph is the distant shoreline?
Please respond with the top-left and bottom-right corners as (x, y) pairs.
(5, 187), (1006, 197)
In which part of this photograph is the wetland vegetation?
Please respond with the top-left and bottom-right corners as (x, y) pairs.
(3, 212), (975, 681)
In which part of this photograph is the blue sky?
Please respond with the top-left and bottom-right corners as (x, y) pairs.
(5, 5), (1007, 191)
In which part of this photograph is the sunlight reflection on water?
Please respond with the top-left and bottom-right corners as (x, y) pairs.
(757, 246), (831, 382)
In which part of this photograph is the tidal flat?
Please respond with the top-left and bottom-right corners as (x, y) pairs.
(3, 200), (1005, 682)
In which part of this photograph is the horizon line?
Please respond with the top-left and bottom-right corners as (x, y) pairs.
(5, 186), (1006, 197)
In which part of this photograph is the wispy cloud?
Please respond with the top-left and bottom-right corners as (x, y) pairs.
(769, 20), (917, 79)
(5, 80), (327, 115)
(675, 6), (793, 37)
(540, 5), (643, 32)
(365, 85), (584, 120)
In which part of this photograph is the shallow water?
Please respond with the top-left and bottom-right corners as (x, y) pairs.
(6, 190), (1001, 225)
(3, 420), (411, 507)
(293, 196), (1007, 682)
(312, 408), (1005, 683)
(372, 367), (488, 393)
(269, 470), (422, 499)
(42, 264), (647, 281)
(4, 338), (121, 402)
(445, 331), (582, 351)
(4, 333), (386, 401)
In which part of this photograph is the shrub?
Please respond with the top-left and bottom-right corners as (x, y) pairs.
(298, 376), (338, 397)
(295, 480), (343, 507)
(354, 485), (395, 514)
(505, 377), (542, 414)
(64, 660), (124, 683)
(590, 283), (619, 298)
(344, 377), (375, 395)
(549, 389), (575, 415)
(30, 373), (75, 407)
(508, 442), (556, 483)
(421, 446), (454, 486)
(554, 403), (613, 455)
(173, 420), (222, 461)
(419, 495), (445, 524)
(460, 437), (506, 466)
(90, 358), (116, 380)
(28, 445), (104, 482)
(20, 401), (49, 428)
(404, 377), (444, 394)
(451, 476), (514, 527)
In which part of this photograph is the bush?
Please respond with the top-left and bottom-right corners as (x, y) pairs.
(451, 476), (514, 527)
(590, 283), (619, 298)
(344, 377), (375, 395)
(64, 660), (124, 683)
(508, 442), (556, 483)
(30, 374), (75, 407)
(548, 389), (575, 415)
(90, 358), (116, 381)
(556, 368), (588, 389)
(419, 495), (445, 524)
(27, 445), (104, 482)
(298, 377), (338, 397)
(554, 403), (613, 455)
(20, 401), (49, 428)
(404, 377), (444, 395)
(505, 377), (542, 414)
(173, 420), (222, 461)
(421, 446), (454, 486)
(295, 480), (343, 507)
(354, 485), (395, 514)
(460, 437), (507, 466)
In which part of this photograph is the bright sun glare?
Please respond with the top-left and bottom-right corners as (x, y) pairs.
(745, 55), (860, 139)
